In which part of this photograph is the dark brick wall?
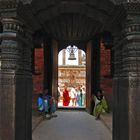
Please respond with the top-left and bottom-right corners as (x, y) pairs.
(100, 42), (113, 111)
(32, 48), (44, 109)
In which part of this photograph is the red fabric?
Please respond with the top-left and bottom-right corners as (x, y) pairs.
(63, 89), (70, 106)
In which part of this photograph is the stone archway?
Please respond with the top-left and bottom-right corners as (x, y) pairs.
(0, 1), (140, 140)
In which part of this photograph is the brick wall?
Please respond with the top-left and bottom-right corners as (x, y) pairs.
(32, 48), (44, 109)
(100, 42), (113, 111)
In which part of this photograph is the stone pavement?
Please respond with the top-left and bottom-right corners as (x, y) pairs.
(32, 111), (44, 132)
(100, 112), (112, 132)
(32, 110), (112, 140)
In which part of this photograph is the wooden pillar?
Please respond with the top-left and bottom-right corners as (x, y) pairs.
(86, 37), (100, 114)
(113, 2), (140, 140)
(51, 40), (58, 99)
(92, 37), (100, 94)
(43, 39), (52, 94)
(113, 32), (124, 140)
(0, 2), (32, 140)
(44, 39), (58, 99)
(62, 49), (66, 65)
(86, 41), (93, 112)
(78, 50), (82, 65)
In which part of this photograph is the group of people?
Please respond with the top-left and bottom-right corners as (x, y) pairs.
(37, 89), (57, 119)
(58, 85), (86, 107)
(37, 88), (108, 120)
(91, 89), (108, 120)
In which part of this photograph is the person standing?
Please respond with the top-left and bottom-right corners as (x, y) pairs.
(81, 87), (86, 106)
(75, 87), (81, 106)
(70, 86), (77, 106)
(80, 89), (83, 106)
(63, 86), (70, 106)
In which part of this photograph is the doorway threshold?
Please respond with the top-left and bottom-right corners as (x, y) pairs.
(58, 106), (86, 111)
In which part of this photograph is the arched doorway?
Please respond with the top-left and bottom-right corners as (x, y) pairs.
(58, 46), (86, 108)
(0, 1), (140, 140)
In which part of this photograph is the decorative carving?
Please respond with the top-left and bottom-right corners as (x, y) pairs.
(130, 78), (140, 88)
(0, 0), (32, 9)
(0, 76), (15, 85)
(20, 0), (32, 4)
(128, 0), (140, 2)
(125, 24), (140, 34)
(2, 19), (23, 33)
(113, 33), (124, 77)
(124, 2), (140, 14)
(116, 0), (140, 5)
(0, 17), (32, 75)
(0, 1), (18, 9)
(113, 1), (140, 78)
(121, 7), (140, 76)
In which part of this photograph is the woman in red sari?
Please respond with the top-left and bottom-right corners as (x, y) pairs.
(63, 87), (70, 106)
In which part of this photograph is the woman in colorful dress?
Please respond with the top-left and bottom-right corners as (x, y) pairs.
(94, 89), (108, 120)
